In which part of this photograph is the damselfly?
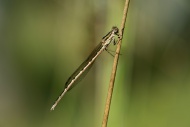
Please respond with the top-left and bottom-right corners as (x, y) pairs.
(51, 26), (120, 110)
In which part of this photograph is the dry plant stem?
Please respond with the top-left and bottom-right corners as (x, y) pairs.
(101, 0), (131, 127)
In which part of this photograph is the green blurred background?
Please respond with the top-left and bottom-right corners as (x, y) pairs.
(0, 0), (190, 127)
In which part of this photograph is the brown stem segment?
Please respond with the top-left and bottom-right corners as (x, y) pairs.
(101, 0), (131, 127)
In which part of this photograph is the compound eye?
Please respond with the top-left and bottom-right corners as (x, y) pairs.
(112, 26), (119, 34)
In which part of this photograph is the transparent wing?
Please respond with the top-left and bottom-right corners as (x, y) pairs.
(65, 42), (103, 91)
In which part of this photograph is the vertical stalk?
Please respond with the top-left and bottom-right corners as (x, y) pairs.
(101, 0), (131, 127)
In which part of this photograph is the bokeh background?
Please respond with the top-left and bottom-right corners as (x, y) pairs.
(0, 0), (190, 127)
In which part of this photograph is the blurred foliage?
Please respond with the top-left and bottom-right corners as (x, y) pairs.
(0, 0), (190, 127)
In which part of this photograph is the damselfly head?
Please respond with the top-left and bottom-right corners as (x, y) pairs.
(112, 26), (119, 34)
